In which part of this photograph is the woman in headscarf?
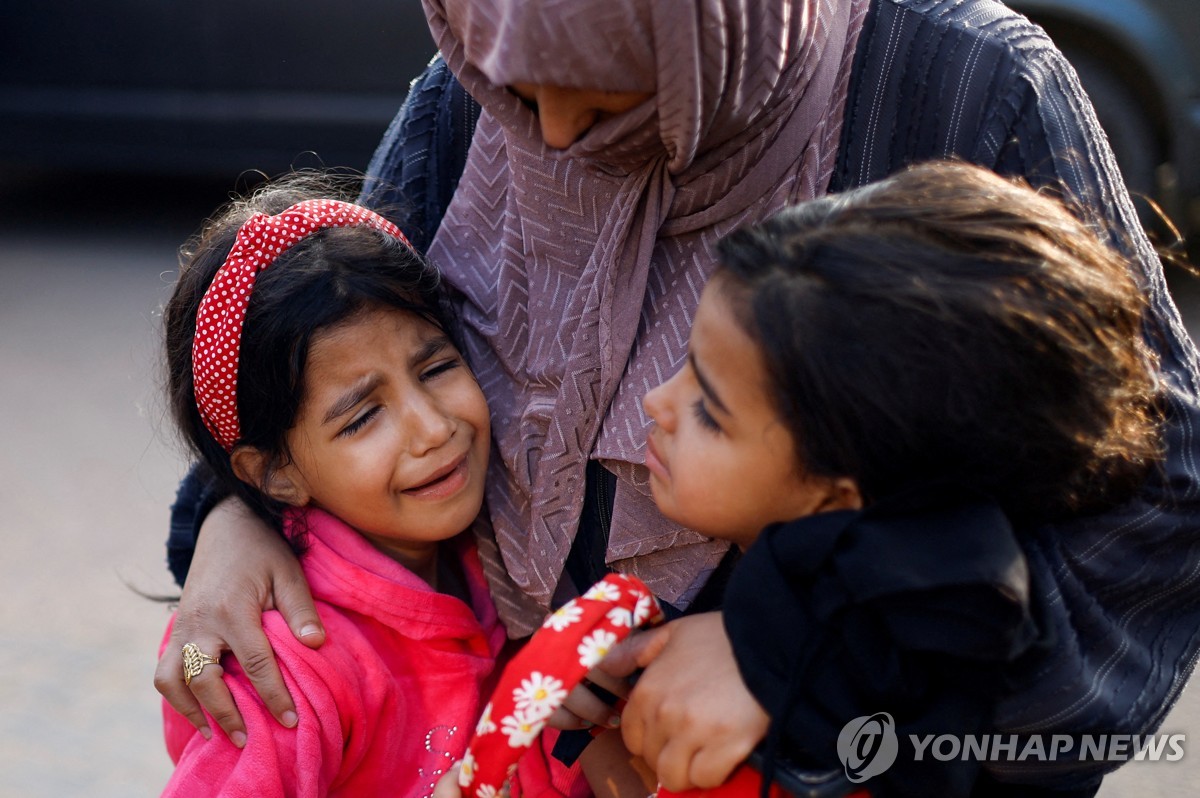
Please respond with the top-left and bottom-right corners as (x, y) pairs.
(407, 0), (867, 631)
(158, 0), (1200, 794)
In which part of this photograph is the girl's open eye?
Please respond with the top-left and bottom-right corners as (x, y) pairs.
(691, 399), (721, 433)
(338, 405), (381, 438)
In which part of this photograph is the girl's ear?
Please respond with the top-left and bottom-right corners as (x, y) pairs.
(822, 476), (864, 512)
(230, 447), (311, 506)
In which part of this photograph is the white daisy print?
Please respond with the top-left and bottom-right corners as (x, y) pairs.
(583, 581), (622, 602)
(459, 751), (477, 785)
(500, 709), (544, 748)
(475, 702), (497, 736)
(606, 607), (635, 628)
(513, 671), (568, 719)
(542, 603), (584, 632)
(475, 785), (497, 798)
(631, 593), (656, 626)
(577, 629), (619, 668)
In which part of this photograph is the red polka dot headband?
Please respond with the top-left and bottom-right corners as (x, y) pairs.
(192, 199), (412, 451)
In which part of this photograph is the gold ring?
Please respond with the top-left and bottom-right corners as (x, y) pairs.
(182, 642), (221, 685)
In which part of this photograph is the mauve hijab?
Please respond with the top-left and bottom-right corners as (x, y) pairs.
(424, 0), (868, 634)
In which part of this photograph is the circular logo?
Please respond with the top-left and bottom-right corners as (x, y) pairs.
(836, 712), (899, 783)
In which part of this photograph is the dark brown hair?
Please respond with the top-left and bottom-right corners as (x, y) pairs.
(716, 161), (1162, 522)
(163, 172), (448, 540)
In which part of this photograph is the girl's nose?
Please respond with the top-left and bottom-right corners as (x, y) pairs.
(643, 377), (676, 432)
(403, 396), (455, 456)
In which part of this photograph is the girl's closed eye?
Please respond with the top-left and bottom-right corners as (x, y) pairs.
(339, 405), (382, 438)
(692, 399), (721, 432)
(421, 358), (462, 382)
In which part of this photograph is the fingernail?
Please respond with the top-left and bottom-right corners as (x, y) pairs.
(199, 725), (213, 741)
(231, 730), (247, 748)
(299, 624), (322, 638)
(608, 715), (622, 728)
(282, 710), (298, 728)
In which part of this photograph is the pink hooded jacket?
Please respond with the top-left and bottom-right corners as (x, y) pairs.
(160, 508), (511, 797)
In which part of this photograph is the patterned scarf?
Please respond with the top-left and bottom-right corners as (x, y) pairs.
(424, 0), (869, 634)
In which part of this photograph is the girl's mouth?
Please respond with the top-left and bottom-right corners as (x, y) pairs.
(403, 455), (470, 499)
(644, 434), (669, 481)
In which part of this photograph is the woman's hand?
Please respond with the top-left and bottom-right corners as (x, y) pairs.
(153, 498), (325, 746)
(603, 612), (770, 792)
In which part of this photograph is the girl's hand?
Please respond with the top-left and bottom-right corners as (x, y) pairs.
(547, 667), (631, 731)
(434, 763), (513, 798)
(153, 498), (325, 746)
(580, 728), (659, 798)
(608, 612), (769, 792)
(433, 763), (464, 798)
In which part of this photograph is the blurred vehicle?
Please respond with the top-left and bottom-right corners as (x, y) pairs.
(1010, 0), (1200, 238)
(0, 2), (433, 180)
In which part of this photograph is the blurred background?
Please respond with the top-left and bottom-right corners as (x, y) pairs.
(0, 1), (1198, 795)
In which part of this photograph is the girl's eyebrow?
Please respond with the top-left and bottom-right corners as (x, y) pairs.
(688, 351), (729, 415)
(411, 334), (451, 367)
(323, 374), (384, 425)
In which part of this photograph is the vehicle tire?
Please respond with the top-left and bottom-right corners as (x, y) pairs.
(1061, 46), (1160, 213)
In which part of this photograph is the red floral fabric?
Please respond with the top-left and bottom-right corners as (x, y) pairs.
(459, 573), (869, 798)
